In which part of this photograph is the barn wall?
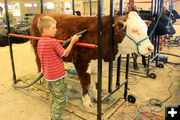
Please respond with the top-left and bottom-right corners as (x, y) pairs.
(0, 0), (179, 17)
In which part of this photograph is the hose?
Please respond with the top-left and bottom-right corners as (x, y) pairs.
(12, 72), (43, 88)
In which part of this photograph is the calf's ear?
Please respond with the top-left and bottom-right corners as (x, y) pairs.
(144, 20), (152, 27)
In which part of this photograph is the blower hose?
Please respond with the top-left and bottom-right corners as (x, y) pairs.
(12, 72), (43, 88)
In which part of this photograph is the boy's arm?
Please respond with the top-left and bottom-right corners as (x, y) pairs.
(64, 34), (82, 57)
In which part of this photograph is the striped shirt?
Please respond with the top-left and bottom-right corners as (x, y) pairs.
(37, 35), (66, 81)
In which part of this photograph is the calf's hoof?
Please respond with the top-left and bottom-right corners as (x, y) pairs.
(82, 94), (93, 108)
(83, 102), (93, 109)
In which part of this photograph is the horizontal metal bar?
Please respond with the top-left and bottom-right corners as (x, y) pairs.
(120, 69), (148, 77)
(150, 53), (159, 63)
(8, 33), (98, 48)
(102, 79), (127, 102)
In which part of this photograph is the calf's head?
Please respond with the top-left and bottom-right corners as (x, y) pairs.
(118, 12), (154, 55)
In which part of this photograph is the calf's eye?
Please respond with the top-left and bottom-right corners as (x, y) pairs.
(132, 29), (138, 34)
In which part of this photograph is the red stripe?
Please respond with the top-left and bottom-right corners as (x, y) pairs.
(43, 65), (64, 71)
(37, 36), (66, 80)
(43, 71), (64, 75)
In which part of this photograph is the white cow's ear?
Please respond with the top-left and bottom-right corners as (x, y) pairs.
(118, 20), (126, 30)
(144, 20), (152, 27)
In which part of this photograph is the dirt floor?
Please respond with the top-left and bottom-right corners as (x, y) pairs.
(0, 4), (180, 120)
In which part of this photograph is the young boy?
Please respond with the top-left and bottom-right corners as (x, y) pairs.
(37, 16), (81, 120)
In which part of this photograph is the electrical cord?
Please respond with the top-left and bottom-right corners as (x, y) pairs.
(147, 64), (175, 110)
(166, 62), (180, 65)
(128, 76), (139, 85)
(160, 52), (180, 57)
(122, 104), (161, 120)
(160, 52), (180, 65)
(122, 64), (175, 120)
(161, 64), (175, 103)
(148, 98), (163, 112)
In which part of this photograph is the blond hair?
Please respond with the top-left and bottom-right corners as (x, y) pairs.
(37, 16), (57, 34)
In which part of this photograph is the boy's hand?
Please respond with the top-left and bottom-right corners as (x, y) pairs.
(71, 34), (82, 44)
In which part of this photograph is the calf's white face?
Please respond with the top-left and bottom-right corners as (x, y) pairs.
(118, 12), (154, 56)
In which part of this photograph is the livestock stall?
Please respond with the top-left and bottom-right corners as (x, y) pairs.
(2, 0), (180, 120)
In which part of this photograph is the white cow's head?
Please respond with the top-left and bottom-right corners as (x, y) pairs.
(118, 12), (154, 56)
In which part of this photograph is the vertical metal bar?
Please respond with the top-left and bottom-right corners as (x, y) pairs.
(116, 0), (123, 87)
(157, 36), (161, 55)
(72, 0), (75, 15)
(156, 0), (161, 66)
(157, 0), (161, 14)
(90, 0), (92, 16)
(157, 0), (162, 54)
(124, 54), (130, 100)
(40, 0), (43, 13)
(154, 0), (159, 66)
(151, 0), (154, 15)
(147, 55), (150, 76)
(119, 0), (124, 15)
(154, 35), (157, 56)
(151, 34), (155, 58)
(148, 0), (155, 75)
(156, 36), (160, 66)
(116, 55), (121, 87)
(151, 0), (156, 59)
(108, 0), (114, 93)
(154, 0), (157, 14)
(4, 0), (16, 83)
(97, 0), (103, 119)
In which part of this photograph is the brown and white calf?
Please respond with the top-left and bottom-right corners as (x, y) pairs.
(30, 12), (154, 108)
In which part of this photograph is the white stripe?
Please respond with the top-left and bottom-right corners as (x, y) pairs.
(61, 50), (66, 57)
(44, 75), (66, 81)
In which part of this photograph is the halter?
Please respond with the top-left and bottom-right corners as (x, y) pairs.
(119, 15), (149, 54)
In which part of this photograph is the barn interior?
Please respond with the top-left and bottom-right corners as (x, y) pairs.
(0, 0), (180, 120)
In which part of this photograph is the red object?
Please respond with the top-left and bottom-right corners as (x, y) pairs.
(8, 33), (97, 48)
(37, 35), (66, 81)
(160, 35), (166, 51)
(123, 0), (179, 3)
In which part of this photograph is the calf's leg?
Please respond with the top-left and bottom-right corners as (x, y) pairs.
(90, 73), (98, 102)
(142, 55), (147, 67)
(35, 53), (41, 73)
(74, 62), (92, 108)
(132, 53), (139, 70)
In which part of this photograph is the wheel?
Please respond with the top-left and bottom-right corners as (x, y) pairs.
(157, 64), (164, 68)
(128, 94), (136, 103)
(148, 73), (157, 79)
